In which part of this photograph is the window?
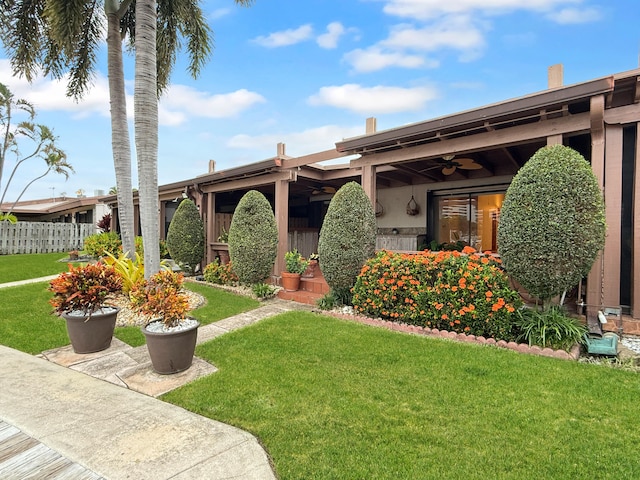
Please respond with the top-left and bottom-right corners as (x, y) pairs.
(433, 192), (504, 251)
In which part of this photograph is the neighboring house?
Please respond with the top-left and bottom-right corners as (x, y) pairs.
(104, 65), (640, 329)
(1, 195), (110, 231)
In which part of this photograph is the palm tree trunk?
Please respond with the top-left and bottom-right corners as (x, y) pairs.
(106, 7), (135, 257)
(134, 0), (160, 277)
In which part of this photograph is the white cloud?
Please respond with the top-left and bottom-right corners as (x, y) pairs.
(382, 0), (583, 20)
(227, 124), (365, 155)
(344, 47), (433, 73)
(317, 22), (346, 49)
(160, 85), (266, 122)
(547, 7), (601, 24)
(0, 60), (112, 118)
(382, 17), (485, 54)
(252, 24), (314, 47)
(308, 84), (438, 115)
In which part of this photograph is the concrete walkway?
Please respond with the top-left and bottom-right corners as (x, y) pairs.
(0, 278), (312, 479)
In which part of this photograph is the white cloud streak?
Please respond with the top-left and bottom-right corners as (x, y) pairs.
(308, 84), (438, 115)
(382, 0), (583, 20)
(252, 24), (314, 47)
(547, 7), (602, 24)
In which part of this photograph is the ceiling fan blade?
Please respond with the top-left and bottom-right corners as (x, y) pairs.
(456, 158), (483, 170)
(442, 166), (457, 176)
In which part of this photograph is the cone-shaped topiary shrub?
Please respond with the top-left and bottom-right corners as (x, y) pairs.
(228, 190), (278, 284)
(497, 144), (606, 303)
(318, 181), (377, 302)
(166, 199), (205, 274)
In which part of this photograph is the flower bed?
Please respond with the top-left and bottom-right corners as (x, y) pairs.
(352, 248), (522, 342)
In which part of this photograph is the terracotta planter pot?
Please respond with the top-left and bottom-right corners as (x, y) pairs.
(281, 272), (302, 291)
(142, 320), (200, 374)
(62, 306), (120, 354)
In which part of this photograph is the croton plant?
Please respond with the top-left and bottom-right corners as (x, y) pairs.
(49, 262), (122, 316)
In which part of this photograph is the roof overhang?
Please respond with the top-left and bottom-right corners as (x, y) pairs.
(336, 76), (615, 155)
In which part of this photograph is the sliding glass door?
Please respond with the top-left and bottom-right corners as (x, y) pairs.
(434, 192), (504, 252)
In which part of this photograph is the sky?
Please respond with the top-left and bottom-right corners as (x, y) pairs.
(0, 0), (638, 202)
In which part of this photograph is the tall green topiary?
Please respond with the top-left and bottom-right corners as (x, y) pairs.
(497, 144), (606, 303)
(318, 181), (377, 302)
(166, 199), (204, 274)
(228, 190), (278, 284)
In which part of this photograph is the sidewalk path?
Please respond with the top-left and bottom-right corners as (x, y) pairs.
(0, 286), (312, 479)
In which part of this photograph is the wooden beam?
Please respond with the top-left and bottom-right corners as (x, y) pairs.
(394, 163), (442, 182)
(200, 171), (295, 194)
(280, 148), (349, 169)
(604, 103), (640, 124)
(350, 112), (591, 168)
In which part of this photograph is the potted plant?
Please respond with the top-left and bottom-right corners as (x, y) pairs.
(130, 270), (199, 374)
(281, 249), (309, 291)
(49, 262), (122, 353)
(302, 253), (320, 278)
(216, 227), (231, 264)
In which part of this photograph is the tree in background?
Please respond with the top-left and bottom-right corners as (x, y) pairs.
(318, 182), (377, 304)
(228, 190), (278, 285)
(0, 82), (72, 220)
(497, 144), (606, 306)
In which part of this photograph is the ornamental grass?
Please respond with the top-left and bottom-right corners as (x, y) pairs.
(352, 247), (522, 341)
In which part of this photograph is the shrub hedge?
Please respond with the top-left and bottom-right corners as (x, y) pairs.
(228, 190), (278, 284)
(497, 145), (606, 302)
(318, 182), (376, 301)
(83, 232), (122, 258)
(166, 199), (205, 274)
(352, 248), (522, 341)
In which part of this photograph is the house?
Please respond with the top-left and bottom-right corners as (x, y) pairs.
(1, 194), (110, 228)
(104, 65), (640, 331)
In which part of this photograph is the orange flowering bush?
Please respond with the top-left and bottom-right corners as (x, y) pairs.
(352, 247), (522, 341)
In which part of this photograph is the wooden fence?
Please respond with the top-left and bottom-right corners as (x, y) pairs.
(0, 222), (94, 255)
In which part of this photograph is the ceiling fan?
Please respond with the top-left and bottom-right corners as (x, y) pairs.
(424, 155), (483, 176)
(311, 185), (337, 195)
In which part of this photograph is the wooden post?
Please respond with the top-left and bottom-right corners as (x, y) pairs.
(603, 125), (623, 307)
(634, 123), (640, 318)
(207, 193), (216, 264)
(586, 95), (605, 318)
(275, 178), (290, 279)
(361, 164), (376, 208)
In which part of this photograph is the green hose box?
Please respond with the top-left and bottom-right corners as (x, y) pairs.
(583, 332), (619, 356)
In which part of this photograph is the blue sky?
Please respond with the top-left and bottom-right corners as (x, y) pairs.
(1, 0), (638, 202)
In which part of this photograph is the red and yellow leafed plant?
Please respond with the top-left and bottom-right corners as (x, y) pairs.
(49, 262), (122, 316)
(129, 270), (189, 328)
(352, 247), (522, 341)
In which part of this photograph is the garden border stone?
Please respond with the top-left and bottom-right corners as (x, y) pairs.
(326, 311), (581, 360)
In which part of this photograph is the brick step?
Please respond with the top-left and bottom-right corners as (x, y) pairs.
(299, 275), (330, 295)
(277, 289), (325, 306)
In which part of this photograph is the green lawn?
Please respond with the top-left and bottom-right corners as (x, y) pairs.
(163, 311), (640, 480)
(0, 252), (78, 283)
(0, 280), (260, 353)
